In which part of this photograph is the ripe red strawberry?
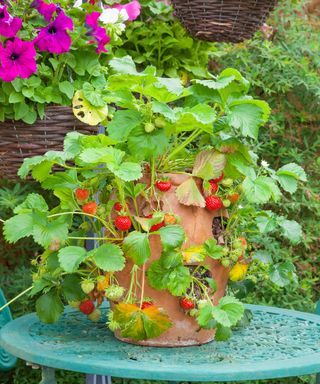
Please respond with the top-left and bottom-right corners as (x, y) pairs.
(75, 188), (89, 201)
(209, 181), (219, 193)
(82, 201), (97, 215)
(212, 172), (224, 183)
(114, 202), (123, 212)
(115, 215), (132, 231)
(205, 196), (223, 211)
(79, 300), (95, 315)
(145, 214), (165, 232)
(150, 221), (165, 232)
(155, 180), (172, 192)
(141, 301), (154, 310)
(228, 193), (239, 203)
(180, 297), (195, 310)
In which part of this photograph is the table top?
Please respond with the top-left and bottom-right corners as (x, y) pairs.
(1, 304), (320, 382)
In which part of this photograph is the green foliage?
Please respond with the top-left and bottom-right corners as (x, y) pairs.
(117, 0), (214, 78)
(0, 0), (132, 123)
(123, 231), (151, 265)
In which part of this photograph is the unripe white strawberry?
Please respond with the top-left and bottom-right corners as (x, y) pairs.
(104, 285), (125, 301)
(81, 280), (95, 294)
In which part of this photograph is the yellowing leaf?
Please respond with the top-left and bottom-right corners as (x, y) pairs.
(113, 303), (172, 341)
(175, 177), (205, 207)
(72, 90), (108, 126)
(192, 149), (226, 180)
(229, 263), (249, 282)
(182, 245), (206, 263)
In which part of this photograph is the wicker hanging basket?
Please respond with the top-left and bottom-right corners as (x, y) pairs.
(172, 0), (277, 42)
(0, 106), (98, 180)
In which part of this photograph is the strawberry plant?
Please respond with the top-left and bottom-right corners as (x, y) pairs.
(1, 57), (306, 343)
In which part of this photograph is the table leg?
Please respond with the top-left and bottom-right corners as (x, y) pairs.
(86, 374), (112, 384)
(40, 366), (57, 384)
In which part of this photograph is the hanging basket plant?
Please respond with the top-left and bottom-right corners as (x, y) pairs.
(171, 0), (278, 42)
(1, 57), (306, 347)
(0, 0), (141, 179)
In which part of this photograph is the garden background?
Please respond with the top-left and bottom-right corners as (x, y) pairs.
(0, 0), (319, 382)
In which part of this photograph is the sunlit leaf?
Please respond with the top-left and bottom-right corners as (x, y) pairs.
(113, 303), (172, 341)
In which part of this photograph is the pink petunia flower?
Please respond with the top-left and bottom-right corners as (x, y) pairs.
(31, 0), (57, 22)
(34, 11), (74, 54)
(0, 38), (37, 82)
(0, 5), (22, 38)
(113, 0), (141, 21)
(85, 12), (110, 54)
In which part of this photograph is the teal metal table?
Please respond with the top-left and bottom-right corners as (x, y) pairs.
(1, 304), (320, 383)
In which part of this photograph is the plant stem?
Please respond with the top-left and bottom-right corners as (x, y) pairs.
(48, 211), (108, 228)
(0, 286), (33, 313)
(166, 128), (202, 162)
(139, 264), (146, 308)
(68, 236), (122, 241)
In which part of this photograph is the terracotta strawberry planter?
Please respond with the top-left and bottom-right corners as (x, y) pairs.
(113, 174), (229, 347)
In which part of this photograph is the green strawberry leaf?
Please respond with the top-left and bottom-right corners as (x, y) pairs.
(147, 261), (191, 296)
(218, 296), (245, 326)
(58, 246), (87, 273)
(204, 239), (224, 259)
(108, 161), (142, 182)
(166, 265), (191, 296)
(123, 231), (151, 266)
(158, 225), (185, 251)
(159, 250), (183, 269)
(147, 260), (168, 290)
(269, 261), (297, 287)
(14, 193), (48, 214)
(36, 290), (64, 324)
(32, 216), (69, 248)
(276, 163), (306, 194)
(242, 176), (273, 203)
(174, 104), (216, 133)
(215, 324), (232, 341)
(277, 217), (303, 244)
(107, 109), (143, 141)
(88, 243), (125, 271)
(128, 125), (169, 160)
(227, 99), (270, 139)
(61, 274), (85, 302)
(3, 213), (34, 243)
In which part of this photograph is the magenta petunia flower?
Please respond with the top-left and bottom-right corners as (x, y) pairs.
(0, 5), (22, 38)
(0, 38), (37, 82)
(31, 0), (57, 22)
(34, 11), (74, 54)
(85, 12), (110, 54)
(113, 0), (141, 21)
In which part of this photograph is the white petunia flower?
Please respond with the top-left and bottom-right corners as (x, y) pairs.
(119, 8), (129, 22)
(99, 8), (120, 24)
(73, 0), (83, 8)
(261, 160), (270, 168)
